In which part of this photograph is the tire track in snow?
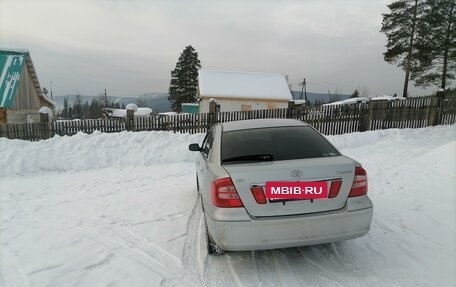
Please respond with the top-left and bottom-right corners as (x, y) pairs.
(179, 195), (238, 287)
(302, 245), (364, 287)
(0, 246), (30, 287)
(60, 224), (177, 279)
(270, 250), (307, 287)
(252, 250), (284, 287)
(25, 216), (185, 281)
(178, 197), (208, 287)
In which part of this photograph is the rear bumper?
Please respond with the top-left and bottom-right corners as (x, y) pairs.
(205, 196), (373, 251)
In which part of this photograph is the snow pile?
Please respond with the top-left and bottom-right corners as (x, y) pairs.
(2, 125), (454, 177)
(0, 131), (204, 177)
(327, 125), (455, 150)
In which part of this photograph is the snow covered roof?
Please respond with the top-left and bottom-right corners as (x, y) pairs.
(158, 112), (178, 116)
(371, 95), (406, 101)
(198, 70), (292, 101)
(104, 107), (152, 118)
(322, 97), (370, 106)
(291, 99), (307, 105)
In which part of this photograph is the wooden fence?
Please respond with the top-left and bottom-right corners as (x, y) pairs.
(1, 96), (455, 141)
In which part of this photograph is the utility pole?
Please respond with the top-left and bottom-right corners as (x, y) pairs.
(299, 78), (308, 104)
(104, 89), (108, 108)
(50, 81), (53, 100)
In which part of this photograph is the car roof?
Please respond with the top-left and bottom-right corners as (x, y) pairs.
(220, 118), (309, 132)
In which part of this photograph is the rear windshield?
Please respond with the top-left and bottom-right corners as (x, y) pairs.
(221, 126), (339, 164)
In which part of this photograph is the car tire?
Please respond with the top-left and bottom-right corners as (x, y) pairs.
(206, 224), (225, 256)
(197, 181), (225, 255)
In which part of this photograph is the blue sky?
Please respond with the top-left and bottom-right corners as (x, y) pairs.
(0, 0), (437, 97)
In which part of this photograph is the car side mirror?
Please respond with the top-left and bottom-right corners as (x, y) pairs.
(188, 143), (201, 152)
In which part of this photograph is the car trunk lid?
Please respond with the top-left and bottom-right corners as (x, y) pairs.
(223, 156), (355, 217)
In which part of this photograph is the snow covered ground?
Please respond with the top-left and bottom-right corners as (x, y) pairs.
(0, 125), (455, 287)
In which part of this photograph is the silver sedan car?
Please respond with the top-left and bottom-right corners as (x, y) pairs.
(189, 119), (373, 255)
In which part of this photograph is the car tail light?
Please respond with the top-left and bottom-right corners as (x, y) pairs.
(328, 180), (342, 198)
(250, 186), (267, 204)
(211, 177), (244, 208)
(349, 167), (368, 197)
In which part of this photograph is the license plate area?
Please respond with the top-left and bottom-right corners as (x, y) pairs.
(265, 181), (329, 200)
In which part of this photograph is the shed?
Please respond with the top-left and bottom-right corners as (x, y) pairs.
(182, 103), (199, 114)
(198, 70), (292, 113)
(0, 49), (55, 124)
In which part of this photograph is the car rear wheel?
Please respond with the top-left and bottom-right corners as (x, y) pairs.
(199, 193), (225, 256)
(206, 224), (225, 256)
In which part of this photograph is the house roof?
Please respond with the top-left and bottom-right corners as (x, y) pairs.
(198, 69), (292, 101)
(0, 49), (55, 108)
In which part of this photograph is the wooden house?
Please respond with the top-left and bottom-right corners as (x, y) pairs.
(0, 49), (55, 124)
(198, 70), (292, 113)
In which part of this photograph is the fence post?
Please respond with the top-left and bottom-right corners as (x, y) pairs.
(358, 104), (369, 132)
(436, 91), (445, 125)
(287, 101), (295, 119)
(40, 112), (51, 139)
(428, 96), (442, 126)
(208, 99), (217, 129)
(371, 100), (388, 130)
(126, 109), (135, 131)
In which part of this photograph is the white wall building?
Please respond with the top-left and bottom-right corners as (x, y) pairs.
(198, 70), (292, 113)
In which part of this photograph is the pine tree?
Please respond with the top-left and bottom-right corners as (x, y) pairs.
(445, 87), (456, 97)
(63, 96), (69, 118)
(168, 45), (201, 112)
(411, 0), (455, 90)
(68, 107), (73, 119)
(73, 94), (82, 119)
(381, 0), (425, 97)
(81, 101), (89, 119)
(350, 89), (360, 98)
(89, 99), (102, 119)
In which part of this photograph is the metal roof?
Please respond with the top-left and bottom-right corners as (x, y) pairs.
(0, 50), (26, 108)
(0, 49), (55, 108)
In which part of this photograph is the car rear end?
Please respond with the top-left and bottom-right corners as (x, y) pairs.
(202, 119), (373, 251)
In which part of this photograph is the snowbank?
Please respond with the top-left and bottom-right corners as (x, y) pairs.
(413, 140), (455, 176)
(327, 125), (455, 150)
(0, 131), (204, 177)
(1, 125), (454, 177)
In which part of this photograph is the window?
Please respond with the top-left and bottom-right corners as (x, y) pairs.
(221, 126), (339, 164)
(201, 129), (214, 158)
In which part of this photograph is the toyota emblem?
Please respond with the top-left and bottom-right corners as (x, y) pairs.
(290, 170), (303, 178)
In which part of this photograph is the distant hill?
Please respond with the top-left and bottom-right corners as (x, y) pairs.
(53, 93), (172, 114)
(291, 91), (351, 104)
(53, 91), (349, 113)
(136, 93), (172, 113)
